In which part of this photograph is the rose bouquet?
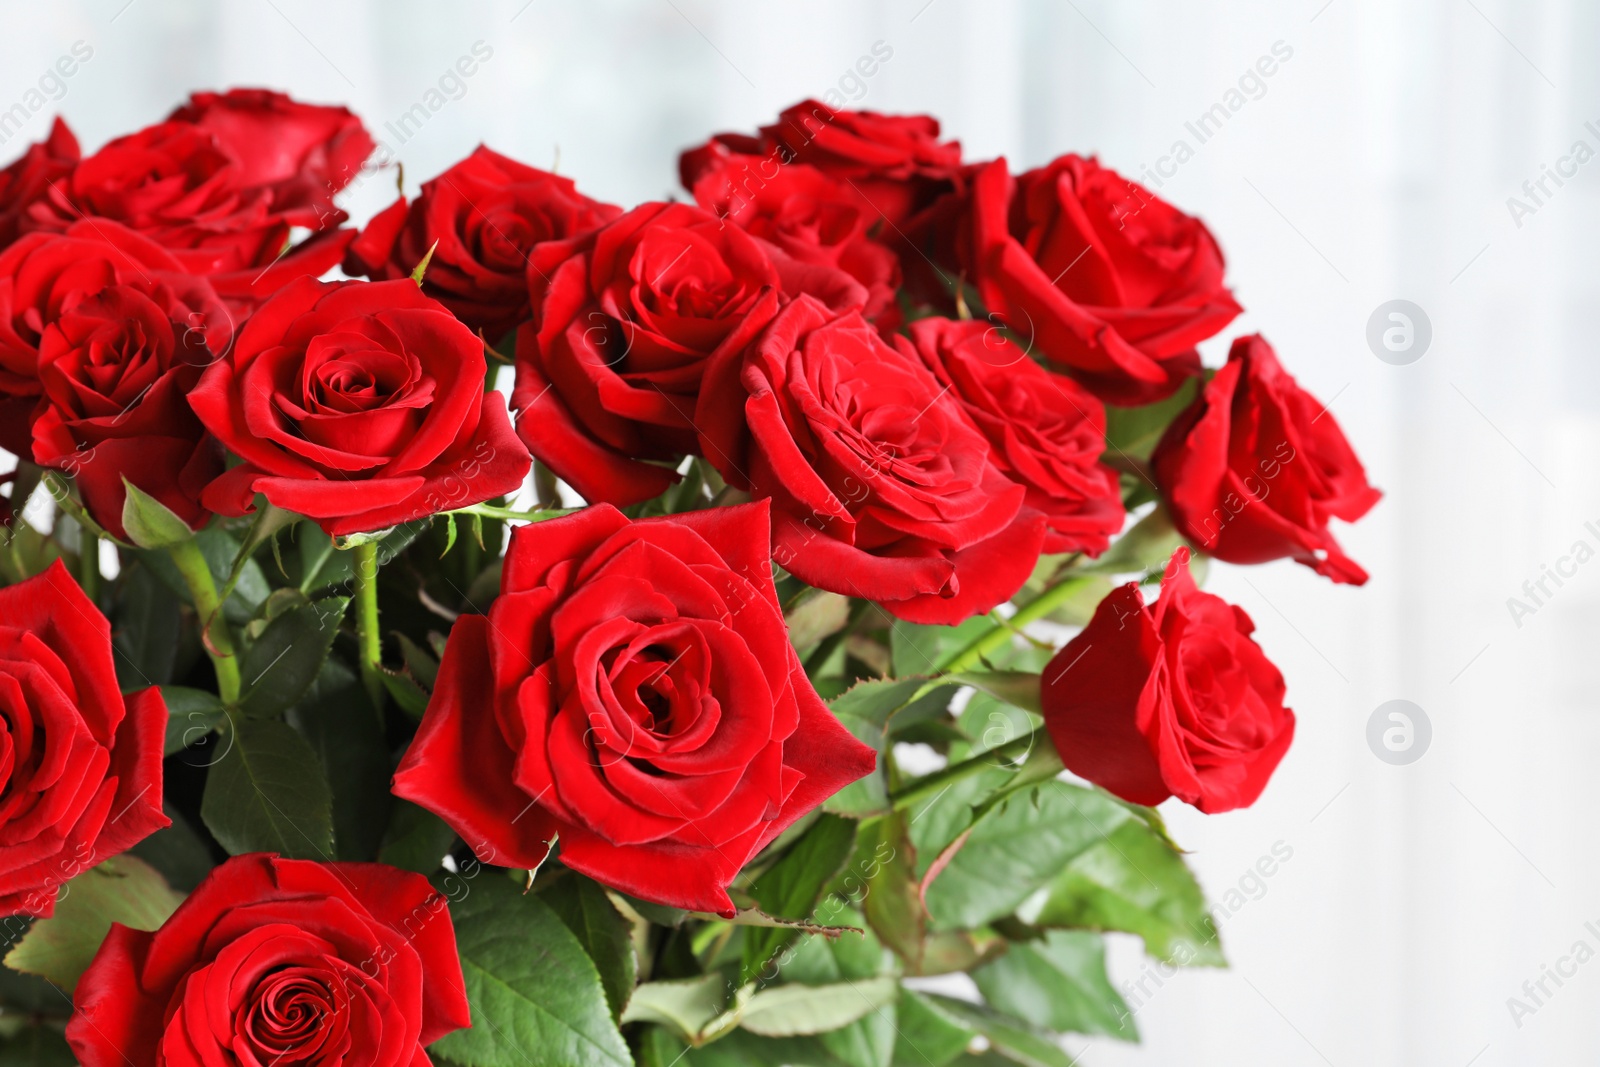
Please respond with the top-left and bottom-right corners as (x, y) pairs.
(0, 92), (1378, 1067)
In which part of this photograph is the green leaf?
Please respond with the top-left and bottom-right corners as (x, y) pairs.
(888, 615), (994, 679)
(641, 1027), (852, 1067)
(825, 678), (928, 817)
(922, 782), (1131, 931)
(905, 764), (1014, 882)
(0, 1025), (75, 1067)
(236, 596), (348, 717)
(920, 996), (1074, 1067)
(775, 910), (897, 1067)
(742, 814), (857, 983)
(432, 873), (630, 1067)
(295, 524), (343, 592)
(856, 814), (926, 972)
(821, 999), (896, 1067)
(120, 480), (195, 549)
(971, 931), (1135, 1040)
(396, 632), (441, 689)
(287, 661), (390, 862)
(379, 800), (458, 874)
(201, 717), (334, 860)
(541, 875), (636, 1021)
(381, 670), (432, 719)
(785, 590), (852, 651)
(128, 805), (215, 893)
(4, 856), (182, 991)
(1103, 377), (1198, 462)
(942, 672), (1042, 716)
(1032, 817), (1223, 966)
(1037, 575), (1113, 628)
(1078, 506), (1183, 578)
(622, 975), (737, 1047)
(112, 564), (183, 689)
(161, 686), (226, 755)
(890, 990), (975, 1067)
(740, 977), (897, 1038)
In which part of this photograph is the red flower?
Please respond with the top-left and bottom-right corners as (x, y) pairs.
(24, 94), (368, 312)
(1152, 334), (1381, 584)
(0, 219), (228, 463)
(166, 88), (375, 225)
(0, 117), (78, 250)
(902, 317), (1124, 556)
(510, 201), (866, 506)
(392, 502), (876, 915)
(345, 145), (620, 344)
(0, 560), (169, 915)
(190, 277), (530, 537)
(956, 155), (1242, 405)
(68, 854), (471, 1067)
(686, 101), (964, 228)
(1042, 548), (1294, 813)
(32, 284), (226, 541)
(684, 148), (900, 320)
(697, 297), (1046, 624)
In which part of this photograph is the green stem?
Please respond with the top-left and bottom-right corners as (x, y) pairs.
(78, 531), (100, 605)
(452, 503), (576, 523)
(168, 538), (240, 704)
(890, 734), (1035, 812)
(936, 575), (1095, 674)
(8, 461), (43, 519)
(352, 541), (385, 712)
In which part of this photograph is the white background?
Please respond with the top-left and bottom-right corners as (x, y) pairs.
(2, 1), (1596, 1063)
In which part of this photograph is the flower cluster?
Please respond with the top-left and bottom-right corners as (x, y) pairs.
(0, 90), (1379, 1067)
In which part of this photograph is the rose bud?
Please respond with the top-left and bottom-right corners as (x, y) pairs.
(1041, 547), (1294, 813)
(1152, 334), (1381, 585)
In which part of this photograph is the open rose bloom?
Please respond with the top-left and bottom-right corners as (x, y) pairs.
(0, 90), (1379, 1066)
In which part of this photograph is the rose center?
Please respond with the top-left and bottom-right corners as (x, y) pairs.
(242, 966), (343, 1063)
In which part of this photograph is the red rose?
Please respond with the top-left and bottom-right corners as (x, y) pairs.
(24, 117), (352, 313)
(167, 88), (375, 223)
(345, 145), (620, 343)
(0, 560), (169, 915)
(697, 297), (1046, 624)
(32, 284), (227, 540)
(902, 317), (1124, 556)
(510, 201), (866, 506)
(682, 101), (962, 229)
(0, 219), (227, 459)
(959, 155), (1242, 405)
(684, 148), (899, 320)
(190, 277), (531, 537)
(1042, 548), (1293, 813)
(392, 502), (875, 915)
(68, 854), (471, 1067)
(1152, 334), (1381, 585)
(0, 117), (78, 249)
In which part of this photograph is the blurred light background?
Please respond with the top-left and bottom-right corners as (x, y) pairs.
(1, 1), (1594, 1063)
